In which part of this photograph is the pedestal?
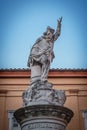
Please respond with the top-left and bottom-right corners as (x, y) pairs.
(14, 104), (73, 130)
(14, 81), (74, 130)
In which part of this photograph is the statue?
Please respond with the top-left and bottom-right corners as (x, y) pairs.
(27, 17), (62, 85)
(22, 17), (66, 107)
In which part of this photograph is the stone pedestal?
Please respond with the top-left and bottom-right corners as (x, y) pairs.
(14, 81), (74, 130)
(14, 104), (73, 130)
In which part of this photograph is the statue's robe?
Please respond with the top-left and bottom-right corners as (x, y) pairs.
(27, 36), (55, 67)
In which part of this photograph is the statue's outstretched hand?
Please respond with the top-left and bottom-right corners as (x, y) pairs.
(57, 17), (62, 25)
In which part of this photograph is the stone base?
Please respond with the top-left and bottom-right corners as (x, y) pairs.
(14, 104), (74, 130)
(22, 81), (66, 107)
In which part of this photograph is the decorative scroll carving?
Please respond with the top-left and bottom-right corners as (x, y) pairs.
(14, 105), (74, 125)
(22, 81), (66, 106)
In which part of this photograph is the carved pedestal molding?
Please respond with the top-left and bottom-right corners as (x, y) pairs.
(14, 105), (73, 130)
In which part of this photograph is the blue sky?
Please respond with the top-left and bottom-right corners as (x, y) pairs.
(0, 0), (87, 69)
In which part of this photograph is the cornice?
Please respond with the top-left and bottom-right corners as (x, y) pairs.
(0, 68), (87, 78)
(0, 68), (87, 71)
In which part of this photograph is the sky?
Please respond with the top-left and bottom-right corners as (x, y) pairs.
(0, 0), (87, 69)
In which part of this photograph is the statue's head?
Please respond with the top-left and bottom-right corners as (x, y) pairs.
(43, 26), (55, 36)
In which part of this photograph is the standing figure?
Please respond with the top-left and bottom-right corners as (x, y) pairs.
(27, 17), (62, 84)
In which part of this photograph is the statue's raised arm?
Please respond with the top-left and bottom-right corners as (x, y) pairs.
(54, 17), (62, 41)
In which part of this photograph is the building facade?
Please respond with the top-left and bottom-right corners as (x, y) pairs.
(0, 69), (87, 130)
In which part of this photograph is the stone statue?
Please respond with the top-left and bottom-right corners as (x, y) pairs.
(22, 17), (66, 107)
(27, 17), (62, 84)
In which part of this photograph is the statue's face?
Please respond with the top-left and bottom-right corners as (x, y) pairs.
(47, 31), (53, 38)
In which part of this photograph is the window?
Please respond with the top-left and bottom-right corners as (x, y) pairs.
(82, 110), (87, 130)
(8, 110), (21, 130)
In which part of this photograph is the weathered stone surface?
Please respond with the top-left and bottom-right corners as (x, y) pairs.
(14, 104), (74, 130)
(22, 81), (66, 107)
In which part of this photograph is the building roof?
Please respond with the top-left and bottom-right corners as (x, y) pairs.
(0, 68), (87, 78)
(0, 68), (87, 71)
